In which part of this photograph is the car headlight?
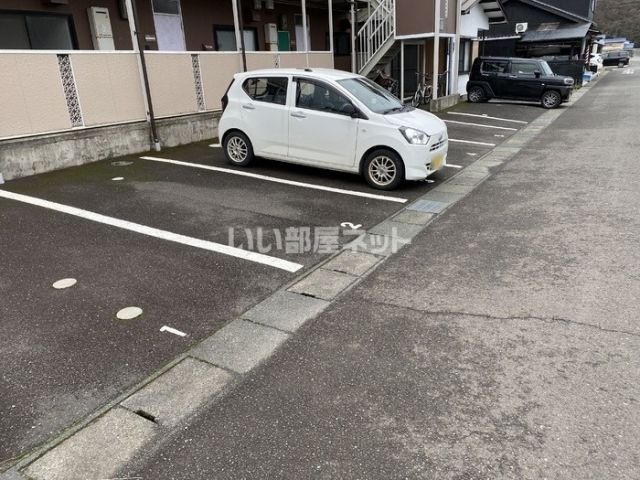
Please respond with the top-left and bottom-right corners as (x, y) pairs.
(564, 77), (574, 85)
(399, 127), (430, 145)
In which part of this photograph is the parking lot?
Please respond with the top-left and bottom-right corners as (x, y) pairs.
(0, 99), (547, 465)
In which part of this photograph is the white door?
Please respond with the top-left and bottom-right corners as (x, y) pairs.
(152, 0), (186, 51)
(288, 78), (358, 169)
(240, 76), (290, 157)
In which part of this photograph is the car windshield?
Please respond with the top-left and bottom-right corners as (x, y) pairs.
(540, 61), (554, 76)
(337, 77), (406, 114)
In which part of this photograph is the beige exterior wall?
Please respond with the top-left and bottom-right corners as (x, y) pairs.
(145, 53), (199, 118)
(0, 50), (335, 139)
(199, 53), (242, 111)
(0, 54), (71, 139)
(71, 53), (146, 127)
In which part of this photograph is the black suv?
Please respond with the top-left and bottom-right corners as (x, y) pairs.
(467, 57), (574, 109)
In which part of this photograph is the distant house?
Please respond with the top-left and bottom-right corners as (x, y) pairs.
(481, 0), (599, 59)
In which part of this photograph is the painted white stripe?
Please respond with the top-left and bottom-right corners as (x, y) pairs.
(160, 325), (187, 337)
(444, 119), (518, 131)
(140, 156), (408, 204)
(447, 112), (528, 124)
(0, 189), (303, 273)
(209, 143), (221, 147)
(449, 138), (496, 147)
(444, 164), (463, 169)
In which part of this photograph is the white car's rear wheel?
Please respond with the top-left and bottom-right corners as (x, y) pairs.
(223, 131), (255, 166)
(363, 150), (405, 190)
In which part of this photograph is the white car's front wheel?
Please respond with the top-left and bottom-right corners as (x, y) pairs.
(363, 149), (405, 190)
(223, 131), (255, 166)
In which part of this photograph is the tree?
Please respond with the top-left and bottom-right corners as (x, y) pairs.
(594, 0), (640, 43)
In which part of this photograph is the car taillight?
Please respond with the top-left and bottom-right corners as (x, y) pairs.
(221, 78), (235, 112)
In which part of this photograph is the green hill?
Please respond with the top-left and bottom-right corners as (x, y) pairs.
(594, 0), (639, 43)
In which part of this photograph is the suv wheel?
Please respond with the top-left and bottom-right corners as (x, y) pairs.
(468, 86), (485, 103)
(363, 149), (405, 190)
(223, 131), (255, 166)
(541, 90), (562, 109)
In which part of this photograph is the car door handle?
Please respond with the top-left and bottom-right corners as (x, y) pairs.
(290, 111), (306, 118)
(242, 104), (255, 110)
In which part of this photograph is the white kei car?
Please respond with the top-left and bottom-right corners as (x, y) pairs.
(218, 68), (448, 190)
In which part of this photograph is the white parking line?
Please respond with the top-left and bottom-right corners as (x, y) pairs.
(140, 156), (408, 204)
(160, 325), (187, 337)
(444, 119), (518, 131)
(444, 164), (462, 169)
(0, 189), (303, 273)
(209, 143), (221, 148)
(447, 112), (528, 124)
(449, 138), (496, 147)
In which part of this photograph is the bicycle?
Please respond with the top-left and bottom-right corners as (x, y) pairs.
(373, 69), (400, 98)
(411, 72), (433, 107)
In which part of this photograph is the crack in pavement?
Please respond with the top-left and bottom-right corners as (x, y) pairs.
(365, 299), (640, 338)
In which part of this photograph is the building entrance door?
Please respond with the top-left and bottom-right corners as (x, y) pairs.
(152, 0), (186, 51)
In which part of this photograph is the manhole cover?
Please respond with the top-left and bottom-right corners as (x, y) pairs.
(116, 306), (143, 320)
(111, 161), (133, 166)
(52, 278), (77, 289)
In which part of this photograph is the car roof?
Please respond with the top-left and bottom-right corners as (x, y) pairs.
(234, 68), (360, 81)
(475, 56), (543, 62)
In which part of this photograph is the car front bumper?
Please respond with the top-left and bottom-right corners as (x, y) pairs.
(403, 136), (449, 181)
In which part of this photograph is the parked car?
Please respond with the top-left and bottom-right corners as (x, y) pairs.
(589, 53), (604, 72)
(466, 57), (574, 109)
(602, 50), (630, 67)
(219, 68), (448, 190)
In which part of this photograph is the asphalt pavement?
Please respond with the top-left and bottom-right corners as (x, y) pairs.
(108, 65), (640, 478)
(0, 94), (540, 471)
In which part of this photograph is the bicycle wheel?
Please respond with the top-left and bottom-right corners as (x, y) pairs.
(411, 90), (422, 107)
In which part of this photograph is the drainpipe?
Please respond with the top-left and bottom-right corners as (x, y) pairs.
(125, 0), (160, 151)
(328, 0), (334, 60)
(234, 0), (248, 71)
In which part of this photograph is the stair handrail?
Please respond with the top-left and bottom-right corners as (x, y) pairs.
(356, 0), (395, 73)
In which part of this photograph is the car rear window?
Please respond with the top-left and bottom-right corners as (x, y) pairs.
(481, 61), (509, 74)
(242, 77), (288, 105)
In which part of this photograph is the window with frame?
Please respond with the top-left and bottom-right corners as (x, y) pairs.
(0, 12), (75, 49)
(511, 61), (539, 76)
(458, 39), (472, 74)
(481, 60), (509, 74)
(295, 79), (352, 115)
(214, 25), (257, 51)
(242, 77), (288, 105)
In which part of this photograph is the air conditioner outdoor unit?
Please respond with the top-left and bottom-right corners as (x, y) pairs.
(515, 22), (528, 33)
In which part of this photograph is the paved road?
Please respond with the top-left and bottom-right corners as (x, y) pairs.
(117, 67), (640, 478)
(0, 94), (539, 467)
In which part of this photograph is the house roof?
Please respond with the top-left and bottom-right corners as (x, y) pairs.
(504, 0), (591, 23)
(519, 22), (592, 43)
(478, 0), (507, 24)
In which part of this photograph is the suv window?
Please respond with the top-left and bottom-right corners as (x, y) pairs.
(481, 60), (509, 74)
(242, 77), (288, 105)
(511, 61), (539, 76)
(296, 79), (352, 115)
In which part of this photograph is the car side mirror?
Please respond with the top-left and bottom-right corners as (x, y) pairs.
(340, 103), (356, 116)
(534, 70), (541, 78)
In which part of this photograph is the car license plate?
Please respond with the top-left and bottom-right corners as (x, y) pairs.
(431, 153), (444, 171)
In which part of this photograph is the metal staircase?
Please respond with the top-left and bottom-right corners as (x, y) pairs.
(356, 0), (397, 76)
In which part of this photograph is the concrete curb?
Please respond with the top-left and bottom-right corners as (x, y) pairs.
(5, 76), (604, 480)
